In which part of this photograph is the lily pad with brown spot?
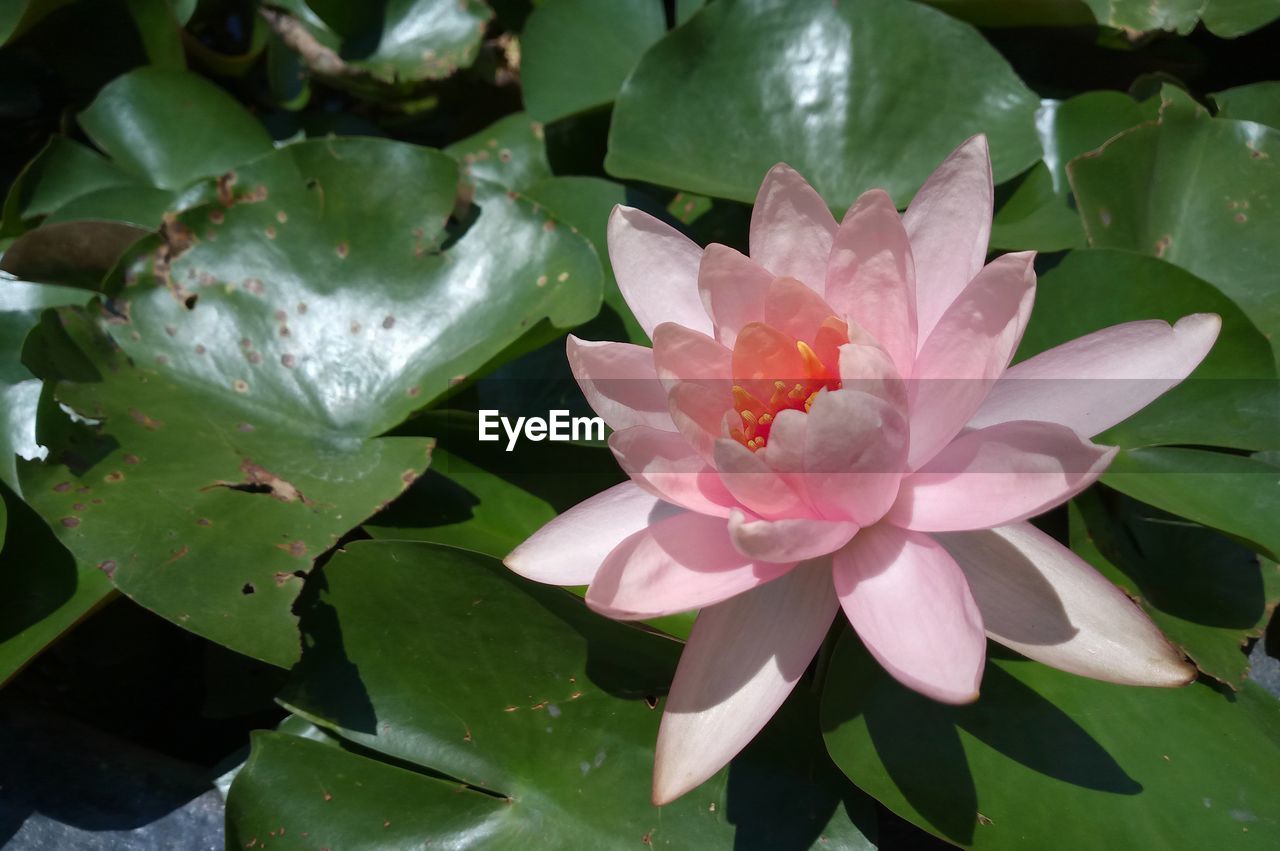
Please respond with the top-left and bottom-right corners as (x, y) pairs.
(17, 137), (602, 666)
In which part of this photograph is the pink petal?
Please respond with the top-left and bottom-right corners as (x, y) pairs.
(799, 388), (908, 526)
(713, 438), (808, 519)
(504, 483), (677, 585)
(887, 421), (1118, 532)
(609, 426), (736, 517)
(763, 275), (839, 344)
(608, 206), (709, 339)
(969, 314), (1222, 437)
(698, 244), (773, 347)
(668, 380), (733, 461)
(585, 512), (794, 619)
(908, 250), (1036, 469)
(833, 524), (985, 704)
(902, 135), (994, 341)
(936, 523), (1195, 687)
(566, 335), (673, 432)
(653, 559), (839, 804)
(838, 341), (908, 411)
(825, 189), (917, 376)
(748, 164), (837, 291)
(728, 509), (858, 563)
(651, 322), (733, 388)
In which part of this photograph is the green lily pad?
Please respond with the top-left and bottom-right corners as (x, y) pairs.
(1069, 91), (1280, 362)
(262, 0), (492, 97)
(0, 483), (114, 686)
(262, 539), (876, 847)
(524, 175), (651, 344)
(15, 137), (602, 667)
(4, 68), (275, 235)
(1200, 0), (1280, 36)
(1, 136), (140, 234)
(520, 0), (666, 123)
(606, 0), (1041, 208)
(79, 67), (274, 192)
(0, 277), (94, 493)
(1071, 491), (1280, 685)
(0, 0), (73, 44)
(919, 0), (1095, 26)
(1018, 249), (1278, 451)
(1102, 448), (1280, 561)
(992, 93), (1146, 251)
(821, 633), (1280, 849)
(1211, 82), (1280, 130)
(445, 112), (552, 193)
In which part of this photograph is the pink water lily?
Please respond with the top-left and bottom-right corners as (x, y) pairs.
(504, 136), (1218, 804)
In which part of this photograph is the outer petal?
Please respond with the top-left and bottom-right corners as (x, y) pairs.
(608, 206), (710, 338)
(748, 164), (838, 290)
(825, 188), (917, 377)
(833, 524), (985, 703)
(505, 483), (676, 585)
(908, 250), (1036, 469)
(936, 523), (1195, 687)
(697, 244), (773, 348)
(887, 421), (1117, 532)
(968, 315), (1222, 437)
(566, 336), (673, 432)
(653, 559), (838, 804)
(902, 135), (994, 341)
(609, 426), (736, 517)
(585, 512), (794, 619)
(651, 322), (733, 387)
(727, 509), (858, 563)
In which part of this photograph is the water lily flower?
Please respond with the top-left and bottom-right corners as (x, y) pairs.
(504, 136), (1218, 805)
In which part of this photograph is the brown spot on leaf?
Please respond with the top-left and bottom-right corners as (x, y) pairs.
(98, 560), (117, 578)
(336, 241), (349, 259)
(60, 517), (80, 528)
(233, 379), (249, 393)
(154, 216), (197, 305)
(104, 471), (125, 484)
(197, 517), (212, 526)
(277, 540), (308, 558)
(73, 502), (86, 511)
(54, 482), (71, 492)
(164, 545), (190, 565)
(216, 171), (237, 205)
(128, 409), (164, 430)
(276, 210), (288, 223)
(237, 422), (255, 433)
(243, 278), (265, 295)
(381, 315), (395, 329)
(124, 454), (140, 465)
(281, 354), (296, 368)
(265, 226), (276, 239)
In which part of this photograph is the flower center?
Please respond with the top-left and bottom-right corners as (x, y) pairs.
(729, 318), (846, 452)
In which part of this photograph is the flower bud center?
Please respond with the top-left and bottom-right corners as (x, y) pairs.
(729, 318), (846, 451)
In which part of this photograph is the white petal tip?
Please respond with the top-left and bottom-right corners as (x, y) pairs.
(651, 767), (706, 807)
